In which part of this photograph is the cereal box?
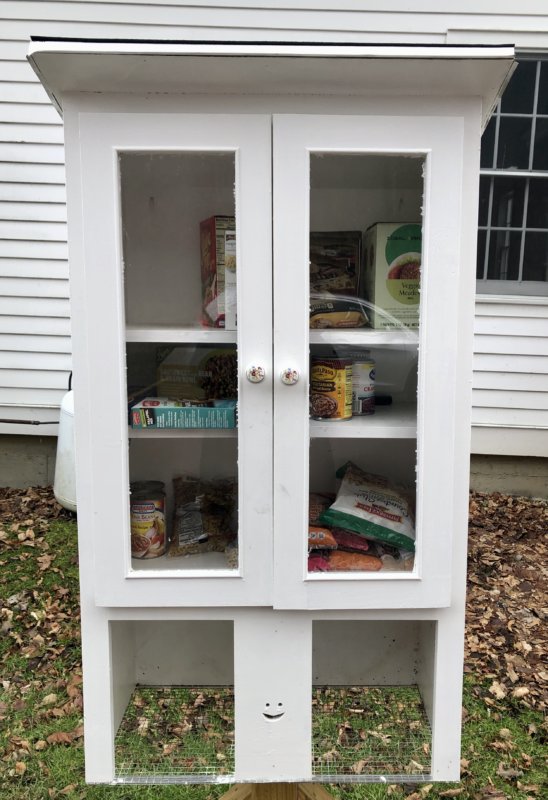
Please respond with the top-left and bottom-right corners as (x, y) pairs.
(200, 215), (237, 329)
(363, 223), (422, 330)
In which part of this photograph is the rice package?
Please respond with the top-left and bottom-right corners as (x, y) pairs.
(320, 462), (415, 552)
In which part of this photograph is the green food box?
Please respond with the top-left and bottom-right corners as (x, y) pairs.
(363, 223), (421, 330)
(131, 398), (237, 429)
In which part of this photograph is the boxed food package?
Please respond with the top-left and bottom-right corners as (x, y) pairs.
(363, 223), (421, 329)
(310, 231), (362, 296)
(130, 398), (237, 429)
(157, 347), (237, 402)
(200, 215), (237, 329)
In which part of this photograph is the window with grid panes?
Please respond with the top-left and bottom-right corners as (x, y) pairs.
(478, 57), (548, 295)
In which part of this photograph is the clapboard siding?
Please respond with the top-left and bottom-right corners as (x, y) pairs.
(1, 2), (548, 450)
(471, 297), (548, 454)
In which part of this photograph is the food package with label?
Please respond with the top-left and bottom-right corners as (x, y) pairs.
(200, 215), (237, 329)
(363, 222), (421, 329)
(309, 231), (365, 328)
(169, 476), (237, 559)
(320, 461), (416, 552)
(156, 347), (237, 403)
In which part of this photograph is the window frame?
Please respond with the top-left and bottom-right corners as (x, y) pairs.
(477, 53), (548, 297)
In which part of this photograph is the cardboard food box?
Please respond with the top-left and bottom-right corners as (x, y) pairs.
(310, 230), (362, 296)
(200, 215), (237, 329)
(363, 223), (422, 330)
(156, 347), (237, 402)
(131, 398), (237, 429)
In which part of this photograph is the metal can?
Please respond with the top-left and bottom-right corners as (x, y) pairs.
(130, 481), (166, 559)
(352, 357), (376, 415)
(310, 357), (352, 420)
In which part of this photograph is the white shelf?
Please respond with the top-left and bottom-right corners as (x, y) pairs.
(131, 552), (237, 573)
(310, 403), (416, 438)
(128, 426), (237, 438)
(126, 324), (237, 344)
(309, 329), (418, 348)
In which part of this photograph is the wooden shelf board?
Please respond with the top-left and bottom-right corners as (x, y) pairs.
(126, 324), (237, 344)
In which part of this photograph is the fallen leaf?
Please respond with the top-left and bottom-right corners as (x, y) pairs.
(15, 761), (26, 776)
(439, 790), (463, 797)
(489, 681), (507, 700)
(351, 759), (367, 774)
(512, 686), (529, 699)
(46, 732), (73, 745)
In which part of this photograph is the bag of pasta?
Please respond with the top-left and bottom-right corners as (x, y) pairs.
(169, 475), (237, 557)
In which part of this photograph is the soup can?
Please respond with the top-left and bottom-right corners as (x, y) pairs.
(310, 357), (352, 420)
(130, 481), (167, 559)
(352, 357), (376, 415)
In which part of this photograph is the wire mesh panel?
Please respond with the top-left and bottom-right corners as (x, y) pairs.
(312, 685), (432, 782)
(114, 686), (235, 784)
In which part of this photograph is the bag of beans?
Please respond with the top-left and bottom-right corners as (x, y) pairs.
(320, 462), (415, 552)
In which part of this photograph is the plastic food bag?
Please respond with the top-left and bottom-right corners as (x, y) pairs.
(320, 462), (415, 552)
(308, 526), (338, 550)
(169, 475), (237, 557)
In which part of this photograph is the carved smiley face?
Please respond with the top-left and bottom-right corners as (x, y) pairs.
(263, 701), (285, 720)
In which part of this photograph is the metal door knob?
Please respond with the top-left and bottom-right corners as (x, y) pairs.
(280, 368), (299, 385)
(246, 365), (266, 383)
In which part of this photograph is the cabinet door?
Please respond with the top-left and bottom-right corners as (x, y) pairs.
(272, 113), (465, 609)
(76, 113), (272, 606)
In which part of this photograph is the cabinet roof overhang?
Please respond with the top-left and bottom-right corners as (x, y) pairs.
(28, 39), (515, 128)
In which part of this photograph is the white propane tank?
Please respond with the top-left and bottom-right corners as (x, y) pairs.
(53, 389), (77, 512)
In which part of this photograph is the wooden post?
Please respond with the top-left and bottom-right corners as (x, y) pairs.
(221, 784), (334, 800)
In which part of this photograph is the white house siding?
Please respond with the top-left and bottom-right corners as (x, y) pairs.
(1, 1), (547, 454)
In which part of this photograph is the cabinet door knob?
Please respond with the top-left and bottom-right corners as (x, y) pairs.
(280, 368), (299, 385)
(246, 365), (266, 383)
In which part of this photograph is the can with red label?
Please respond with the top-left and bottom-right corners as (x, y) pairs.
(130, 481), (167, 558)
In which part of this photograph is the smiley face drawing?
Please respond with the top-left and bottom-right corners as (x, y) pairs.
(263, 701), (285, 721)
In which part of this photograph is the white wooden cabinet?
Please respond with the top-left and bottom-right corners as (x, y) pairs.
(29, 40), (514, 786)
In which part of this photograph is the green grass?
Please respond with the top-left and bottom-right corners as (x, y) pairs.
(1, 517), (546, 799)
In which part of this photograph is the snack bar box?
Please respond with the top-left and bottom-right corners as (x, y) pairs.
(131, 398), (237, 429)
(200, 215), (237, 329)
(363, 222), (422, 329)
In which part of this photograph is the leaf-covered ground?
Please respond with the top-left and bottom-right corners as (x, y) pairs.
(0, 487), (546, 799)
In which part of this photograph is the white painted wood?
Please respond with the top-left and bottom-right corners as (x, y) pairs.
(473, 406), (548, 426)
(273, 109), (465, 611)
(0, 350), (71, 370)
(473, 371), (548, 392)
(0, 201), (67, 222)
(472, 425), (548, 457)
(234, 612), (312, 781)
(74, 110), (272, 607)
(0, 296), (69, 316)
(475, 334), (548, 357)
(310, 404), (417, 439)
(0, 333), (70, 353)
(474, 352), (548, 374)
(125, 325), (237, 344)
(28, 42), (513, 129)
(0, 314), (70, 335)
(0, 276), (69, 297)
(0, 368), (68, 388)
(474, 389), (548, 411)
(23, 31), (518, 786)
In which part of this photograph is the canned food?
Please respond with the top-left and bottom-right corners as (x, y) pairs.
(310, 357), (352, 420)
(130, 481), (166, 559)
(352, 358), (376, 416)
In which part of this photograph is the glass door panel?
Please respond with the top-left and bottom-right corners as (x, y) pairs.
(78, 112), (272, 606)
(120, 150), (240, 573)
(273, 113), (465, 609)
(308, 153), (422, 578)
